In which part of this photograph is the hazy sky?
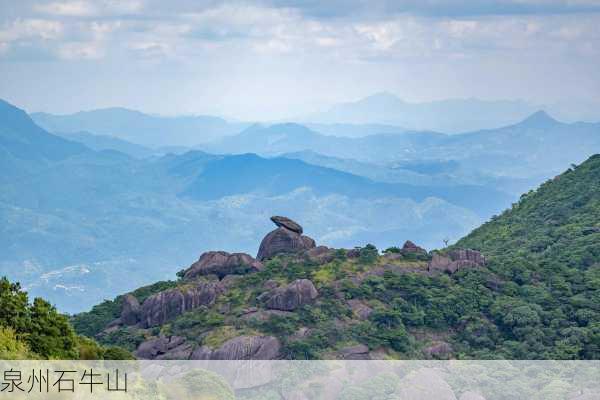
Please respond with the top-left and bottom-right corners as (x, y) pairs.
(1, 0), (599, 120)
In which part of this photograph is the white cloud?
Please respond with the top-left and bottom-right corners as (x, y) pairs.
(0, 18), (64, 42)
(34, 0), (143, 17)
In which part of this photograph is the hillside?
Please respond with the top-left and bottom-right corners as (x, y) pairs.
(73, 156), (600, 360)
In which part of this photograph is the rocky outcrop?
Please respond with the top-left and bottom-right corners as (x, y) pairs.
(120, 294), (141, 326)
(424, 341), (453, 359)
(347, 299), (373, 320)
(135, 336), (193, 360)
(339, 344), (370, 360)
(183, 251), (263, 280)
(305, 246), (335, 264)
(257, 216), (316, 260)
(428, 249), (486, 274)
(139, 281), (222, 327)
(191, 335), (281, 360)
(401, 240), (427, 254)
(263, 279), (319, 311)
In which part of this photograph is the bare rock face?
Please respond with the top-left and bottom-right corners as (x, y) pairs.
(139, 281), (222, 328)
(190, 335), (281, 360)
(257, 216), (316, 260)
(347, 299), (373, 320)
(428, 249), (486, 274)
(448, 249), (486, 265)
(271, 216), (303, 234)
(264, 279), (318, 311)
(120, 294), (141, 326)
(402, 240), (427, 254)
(135, 336), (193, 360)
(183, 251), (263, 280)
(339, 344), (370, 360)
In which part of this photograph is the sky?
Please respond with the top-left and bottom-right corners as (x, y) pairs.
(0, 0), (599, 120)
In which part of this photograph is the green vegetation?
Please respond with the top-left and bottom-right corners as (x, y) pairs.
(0, 276), (133, 359)
(454, 154), (600, 358)
(73, 155), (600, 360)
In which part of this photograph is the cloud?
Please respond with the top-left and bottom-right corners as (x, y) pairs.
(0, 18), (63, 42)
(33, 0), (143, 17)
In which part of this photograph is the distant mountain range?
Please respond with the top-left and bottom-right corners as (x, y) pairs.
(3, 95), (599, 313)
(203, 111), (600, 181)
(31, 108), (250, 148)
(0, 98), (492, 312)
(304, 92), (540, 133)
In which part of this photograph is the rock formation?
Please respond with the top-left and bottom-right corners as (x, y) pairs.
(135, 336), (193, 360)
(271, 216), (303, 234)
(401, 240), (427, 254)
(120, 294), (141, 326)
(339, 344), (370, 360)
(264, 279), (319, 311)
(183, 251), (263, 280)
(139, 281), (222, 327)
(257, 216), (316, 260)
(305, 246), (336, 264)
(424, 341), (453, 359)
(190, 335), (281, 360)
(428, 249), (486, 274)
(347, 299), (373, 320)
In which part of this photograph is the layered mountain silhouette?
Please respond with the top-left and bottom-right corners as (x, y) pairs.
(305, 92), (539, 133)
(31, 107), (249, 147)
(2, 96), (599, 314)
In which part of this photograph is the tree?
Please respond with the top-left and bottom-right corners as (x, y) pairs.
(27, 297), (77, 359)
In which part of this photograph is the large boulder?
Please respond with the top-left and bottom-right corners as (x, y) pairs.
(139, 281), (222, 327)
(271, 216), (303, 234)
(183, 251), (263, 280)
(264, 279), (318, 311)
(428, 249), (486, 274)
(120, 294), (141, 326)
(135, 336), (193, 360)
(257, 216), (316, 260)
(191, 335), (281, 360)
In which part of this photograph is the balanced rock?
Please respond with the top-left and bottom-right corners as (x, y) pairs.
(184, 251), (263, 280)
(271, 216), (303, 234)
(139, 281), (222, 328)
(120, 294), (141, 326)
(191, 335), (281, 360)
(264, 279), (318, 311)
(257, 216), (316, 261)
(428, 249), (486, 274)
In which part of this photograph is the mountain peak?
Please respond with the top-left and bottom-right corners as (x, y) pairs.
(518, 110), (559, 127)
